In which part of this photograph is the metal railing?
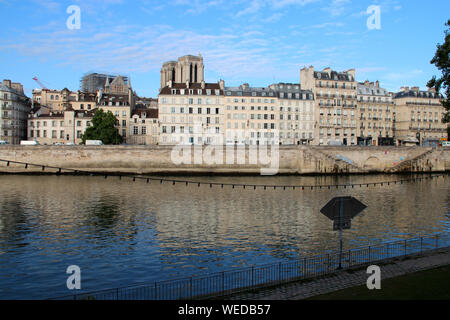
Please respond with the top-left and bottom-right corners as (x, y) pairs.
(53, 232), (449, 300)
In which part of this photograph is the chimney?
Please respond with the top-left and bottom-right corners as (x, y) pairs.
(375, 80), (379, 88)
(401, 86), (409, 92)
(186, 80), (189, 89)
(3, 79), (11, 88)
(168, 80), (172, 88)
(201, 80), (206, 89)
(428, 87), (436, 93)
(323, 67), (331, 74)
(346, 69), (356, 79)
(411, 86), (420, 92)
(364, 80), (370, 86)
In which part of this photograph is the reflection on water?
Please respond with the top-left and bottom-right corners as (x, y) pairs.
(0, 174), (448, 299)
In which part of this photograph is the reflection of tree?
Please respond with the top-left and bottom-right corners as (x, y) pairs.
(84, 197), (120, 231)
(0, 198), (29, 250)
(83, 196), (139, 243)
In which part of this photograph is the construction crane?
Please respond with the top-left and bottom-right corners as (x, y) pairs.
(32, 77), (48, 90)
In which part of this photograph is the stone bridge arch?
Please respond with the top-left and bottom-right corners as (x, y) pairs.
(363, 157), (382, 171)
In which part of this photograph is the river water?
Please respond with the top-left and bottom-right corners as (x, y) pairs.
(0, 174), (448, 299)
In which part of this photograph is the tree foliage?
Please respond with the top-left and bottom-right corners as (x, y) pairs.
(81, 109), (123, 145)
(427, 20), (450, 124)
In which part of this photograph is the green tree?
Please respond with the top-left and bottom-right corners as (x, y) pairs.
(81, 109), (123, 145)
(427, 19), (450, 128)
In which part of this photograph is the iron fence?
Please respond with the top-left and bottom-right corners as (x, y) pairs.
(54, 232), (450, 300)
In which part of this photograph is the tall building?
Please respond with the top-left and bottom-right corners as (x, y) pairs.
(223, 84), (278, 145)
(81, 73), (129, 93)
(357, 81), (395, 146)
(160, 54), (205, 89)
(301, 66), (357, 145)
(268, 83), (315, 145)
(0, 79), (31, 144)
(158, 81), (224, 145)
(393, 86), (447, 146)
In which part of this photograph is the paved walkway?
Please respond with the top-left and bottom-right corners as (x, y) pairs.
(215, 247), (450, 300)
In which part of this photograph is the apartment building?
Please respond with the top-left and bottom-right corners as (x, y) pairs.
(268, 83), (315, 145)
(393, 86), (447, 146)
(28, 108), (94, 145)
(32, 88), (78, 111)
(129, 108), (159, 145)
(301, 66), (358, 145)
(158, 81), (224, 145)
(223, 84), (278, 145)
(0, 79), (31, 144)
(357, 81), (395, 146)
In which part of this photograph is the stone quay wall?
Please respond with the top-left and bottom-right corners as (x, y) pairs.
(0, 145), (449, 175)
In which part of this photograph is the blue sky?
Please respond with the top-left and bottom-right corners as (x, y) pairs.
(0, 0), (449, 97)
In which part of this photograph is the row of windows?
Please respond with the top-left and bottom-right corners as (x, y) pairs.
(160, 116), (221, 124)
(225, 105), (314, 112)
(227, 98), (276, 103)
(227, 122), (276, 130)
(161, 126), (221, 134)
(29, 120), (90, 127)
(161, 97), (220, 104)
(161, 107), (221, 115)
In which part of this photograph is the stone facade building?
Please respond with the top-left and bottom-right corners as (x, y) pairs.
(393, 86), (447, 146)
(129, 108), (159, 145)
(28, 108), (94, 145)
(357, 81), (395, 146)
(301, 66), (358, 145)
(0, 79), (31, 144)
(223, 84), (278, 145)
(269, 83), (315, 145)
(158, 81), (224, 145)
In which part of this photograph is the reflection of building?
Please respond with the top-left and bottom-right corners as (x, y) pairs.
(393, 86), (448, 146)
(0, 79), (31, 144)
(160, 54), (205, 89)
(301, 66), (357, 146)
(357, 81), (394, 146)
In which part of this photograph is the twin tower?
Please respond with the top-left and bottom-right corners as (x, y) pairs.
(160, 54), (205, 89)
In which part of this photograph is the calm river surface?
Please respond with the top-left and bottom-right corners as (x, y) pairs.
(0, 174), (449, 299)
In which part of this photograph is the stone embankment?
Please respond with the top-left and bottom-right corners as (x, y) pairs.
(0, 145), (449, 175)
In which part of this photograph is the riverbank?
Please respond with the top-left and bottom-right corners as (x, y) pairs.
(309, 264), (450, 300)
(215, 247), (450, 300)
(0, 145), (449, 175)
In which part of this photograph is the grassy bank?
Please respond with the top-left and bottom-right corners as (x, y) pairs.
(309, 265), (450, 300)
